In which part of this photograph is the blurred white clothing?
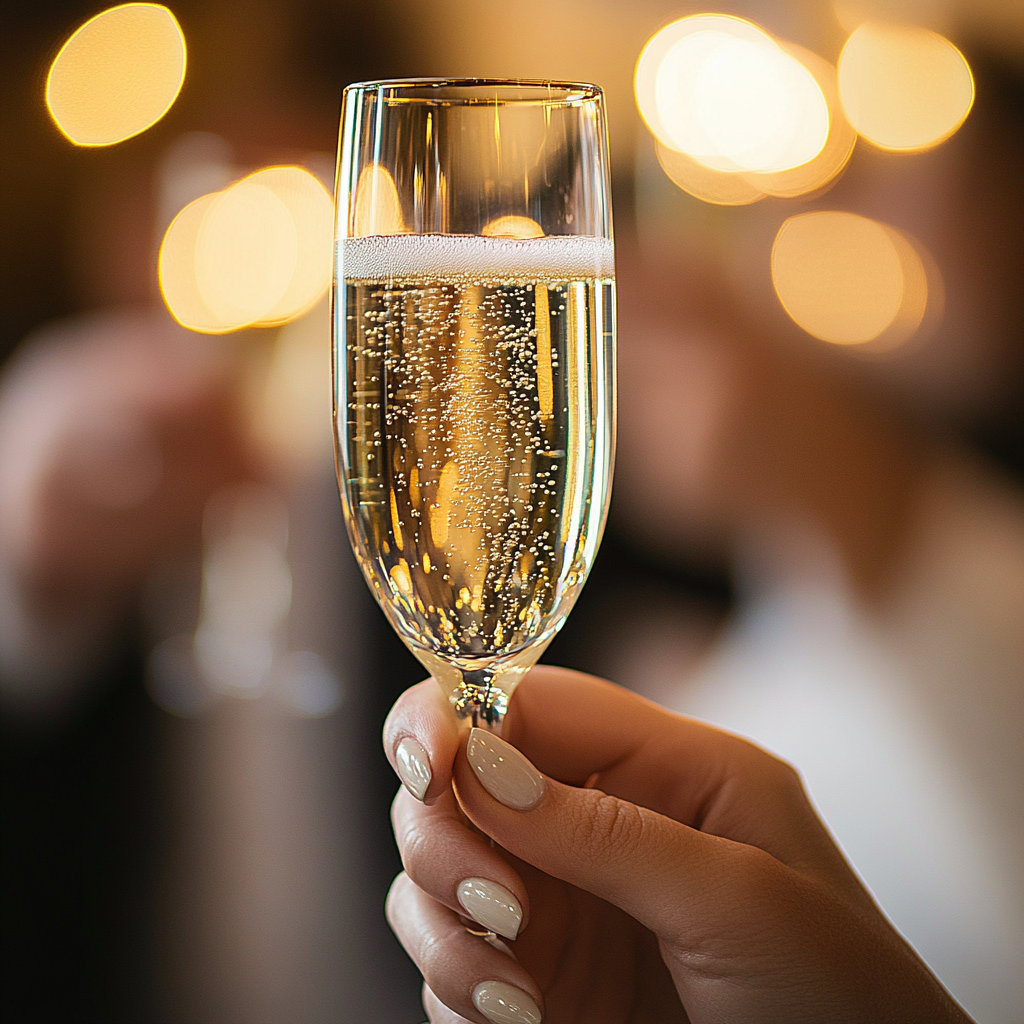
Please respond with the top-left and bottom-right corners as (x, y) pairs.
(619, 455), (1024, 1024)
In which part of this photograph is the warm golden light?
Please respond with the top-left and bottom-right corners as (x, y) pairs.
(352, 165), (407, 236)
(159, 165), (333, 334)
(46, 3), (186, 147)
(636, 15), (829, 174)
(772, 211), (930, 346)
(248, 300), (333, 468)
(481, 216), (545, 239)
(641, 31), (851, 206)
(873, 226), (934, 350)
(636, 15), (765, 148)
(745, 45), (856, 198)
(159, 194), (234, 334)
(245, 167), (334, 325)
(837, 23), (974, 151)
(655, 142), (765, 206)
(195, 180), (298, 326)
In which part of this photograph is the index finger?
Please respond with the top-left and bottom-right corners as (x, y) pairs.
(500, 667), (857, 889)
(383, 665), (760, 819)
(383, 667), (850, 890)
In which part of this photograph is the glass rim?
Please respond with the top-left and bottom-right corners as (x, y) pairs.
(342, 77), (604, 106)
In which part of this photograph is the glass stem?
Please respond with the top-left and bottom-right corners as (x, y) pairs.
(457, 668), (505, 736)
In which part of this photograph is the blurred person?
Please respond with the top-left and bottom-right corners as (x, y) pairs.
(0, 313), (246, 707)
(0, 1), (425, 1021)
(2, 2), (1020, 1023)
(418, 0), (1024, 1013)
(597, 47), (1024, 1024)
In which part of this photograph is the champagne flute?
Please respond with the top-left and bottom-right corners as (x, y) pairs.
(333, 79), (614, 734)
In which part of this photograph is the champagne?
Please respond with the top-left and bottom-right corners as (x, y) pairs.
(336, 234), (615, 713)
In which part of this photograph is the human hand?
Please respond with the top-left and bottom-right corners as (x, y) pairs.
(384, 666), (971, 1024)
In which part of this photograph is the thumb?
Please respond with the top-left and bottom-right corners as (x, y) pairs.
(453, 727), (760, 942)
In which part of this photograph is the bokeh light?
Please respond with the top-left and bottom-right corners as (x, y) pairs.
(876, 225), (933, 350)
(46, 3), (186, 147)
(636, 15), (767, 151)
(745, 44), (856, 198)
(638, 27), (853, 206)
(771, 211), (930, 346)
(838, 23), (974, 151)
(655, 141), (766, 206)
(481, 216), (545, 239)
(636, 15), (829, 174)
(239, 167), (334, 326)
(159, 193), (232, 333)
(249, 300), (332, 470)
(159, 166), (334, 334)
(196, 181), (298, 326)
(352, 165), (407, 236)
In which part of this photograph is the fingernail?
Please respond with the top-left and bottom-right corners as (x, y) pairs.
(466, 729), (545, 811)
(472, 980), (542, 1024)
(484, 933), (516, 958)
(458, 878), (523, 940)
(395, 736), (431, 801)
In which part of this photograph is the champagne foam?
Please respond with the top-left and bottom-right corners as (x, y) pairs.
(339, 233), (615, 281)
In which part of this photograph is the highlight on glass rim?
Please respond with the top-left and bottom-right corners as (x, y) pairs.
(3, 1), (1022, 1022)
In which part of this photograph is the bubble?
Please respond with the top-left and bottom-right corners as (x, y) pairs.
(339, 234), (615, 283)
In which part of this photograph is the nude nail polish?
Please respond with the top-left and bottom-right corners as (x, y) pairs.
(472, 980), (542, 1024)
(457, 877), (522, 940)
(466, 729), (545, 811)
(484, 933), (516, 958)
(395, 736), (431, 801)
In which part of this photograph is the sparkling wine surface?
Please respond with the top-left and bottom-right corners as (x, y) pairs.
(335, 234), (615, 706)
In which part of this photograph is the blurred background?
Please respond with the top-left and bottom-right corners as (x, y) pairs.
(0, 0), (1021, 1022)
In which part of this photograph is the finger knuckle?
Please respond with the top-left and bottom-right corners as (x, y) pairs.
(736, 739), (805, 794)
(396, 818), (433, 879)
(390, 786), (405, 824)
(767, 751), (803, 787)
(384, 871), (410, 927)
(416, 928), (448, 978)
(570, 792), (646, 864)
(762, 753), (809, 807)
(719, 845), (786, 910)
(416, 930), (469, 1002)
